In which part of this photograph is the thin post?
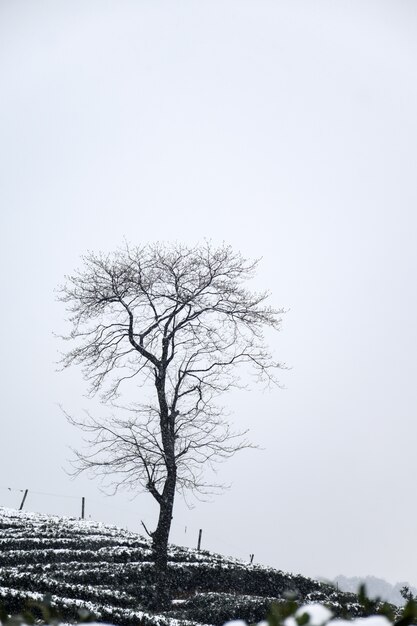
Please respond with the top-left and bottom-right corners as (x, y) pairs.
(81, 497), (85, 519)
(19, 489), (28, 511)
(249, 553), (254, 564)
(197, 528), (202, 551)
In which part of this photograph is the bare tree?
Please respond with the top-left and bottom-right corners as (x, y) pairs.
(58, 242), (284, 608)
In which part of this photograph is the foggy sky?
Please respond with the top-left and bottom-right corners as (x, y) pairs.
(1, 0), (417, 587)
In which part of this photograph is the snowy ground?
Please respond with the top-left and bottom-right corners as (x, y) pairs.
(0, 508), (375, 626)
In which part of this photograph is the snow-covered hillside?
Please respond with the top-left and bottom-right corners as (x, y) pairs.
(0, 507), (366, 626)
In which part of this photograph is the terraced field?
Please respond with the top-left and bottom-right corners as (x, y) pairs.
(0, 507), (363, 626)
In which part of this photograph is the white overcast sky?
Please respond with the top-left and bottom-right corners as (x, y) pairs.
(1, 0), (417, 588)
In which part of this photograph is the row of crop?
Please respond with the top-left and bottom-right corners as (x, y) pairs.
(0, 561), (150, 578)
(0, 561), (186, 590)
(168, 591), (279, 625)
(169, 549), (231, 565)
(0, 528), (146, 540)
(48, 562), (153, 588)
(0, 583), (284, 626)
(29, 562), (155, 597)
(1, 557), (305, 602)
(0, 586), (199, 626)
(0, 563), (157, 604)
(0, 525), (234, 566)
(0, 529), (123, 539)
(168, 591), (367, 625)
(0, 570), (139, 608)
(0, 514), (141, 540)
(0, 536), (149, 551)
(0, 557), (364, 619)
(165, 563), (308, 598)
(0, 580), (368, 626)
(0, 558), (327, 601)
(0, 548), (232, 570)
(167, 562), (359, 607)
(0, 522), (138, 540)
(0, 546), (155, 565)
(0, 512), (237, 567)
(0, 561), (253, 590)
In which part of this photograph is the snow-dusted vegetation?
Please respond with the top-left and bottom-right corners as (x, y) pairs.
(0, 508), (390, 626)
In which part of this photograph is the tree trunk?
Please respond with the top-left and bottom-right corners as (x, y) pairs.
(150, 368), (176, 610)
(151, 500), (173, 609)
(149, 467), (176, 610)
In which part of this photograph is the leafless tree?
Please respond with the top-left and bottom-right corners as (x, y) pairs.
(57, 242), (284, 608)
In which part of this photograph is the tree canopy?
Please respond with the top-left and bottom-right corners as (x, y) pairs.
(58, 241), (284, 607)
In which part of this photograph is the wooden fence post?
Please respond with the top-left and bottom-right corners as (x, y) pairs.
(197, 528), (202, 551)
(81, 497), (85, 519)
(19, 489), (28, 511)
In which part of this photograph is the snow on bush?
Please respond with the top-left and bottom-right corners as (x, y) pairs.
(0, 508), (404, 626)
(0, 603), (400, 626)
(222, 605), (397, 626)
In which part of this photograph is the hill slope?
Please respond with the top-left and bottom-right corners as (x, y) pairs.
(0, 507), (364, 626)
